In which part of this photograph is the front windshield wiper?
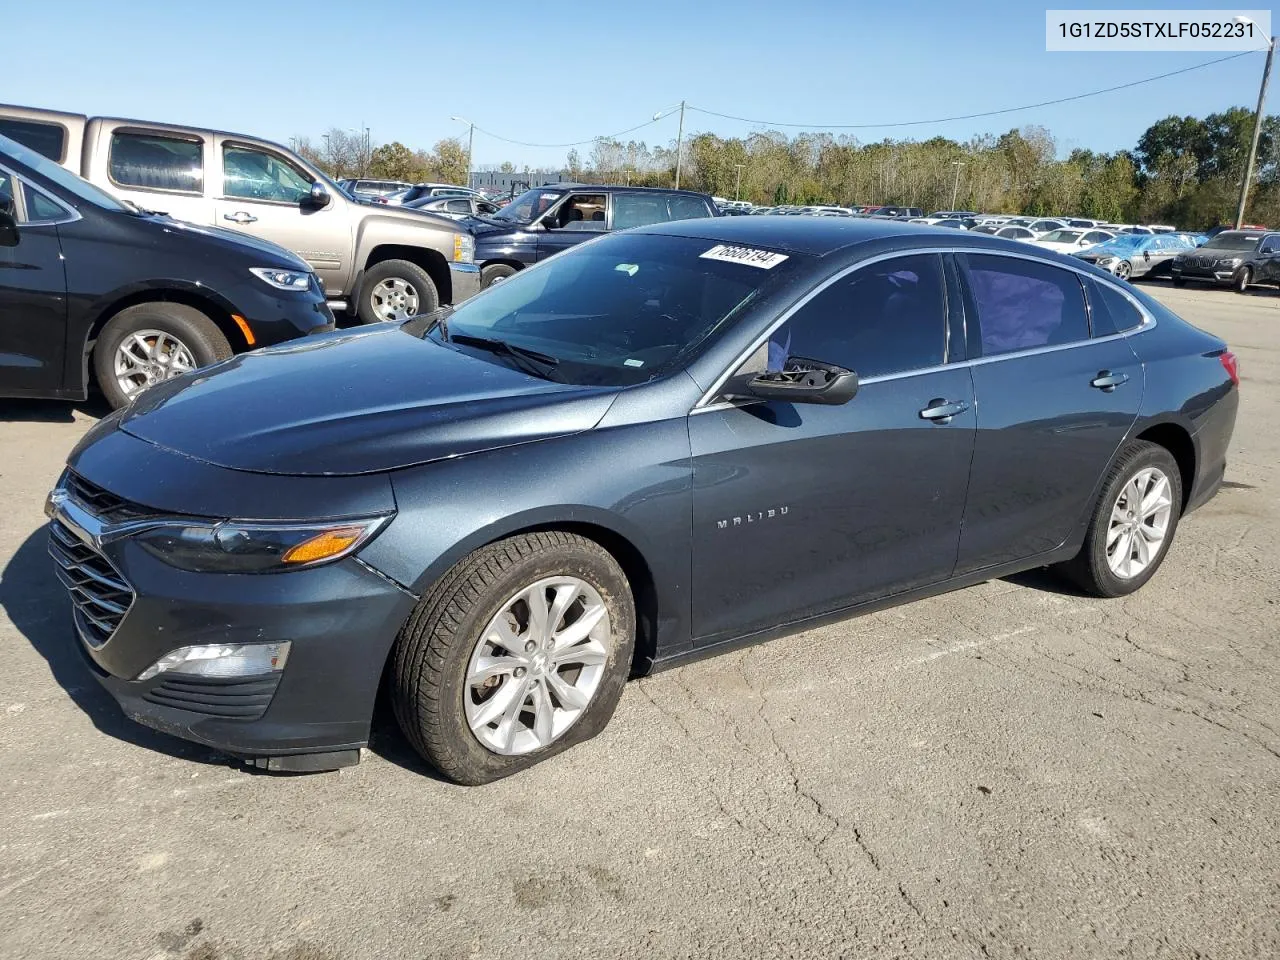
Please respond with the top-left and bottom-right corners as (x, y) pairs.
(448, 333), (562, 380)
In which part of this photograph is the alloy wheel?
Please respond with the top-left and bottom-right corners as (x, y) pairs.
(113, 330), (197, 399)
(370, 277), (419, 321)
(1114, 261), (1132, 279)
(464, 576), (612, 756)
(1105, 467), (1173, 579)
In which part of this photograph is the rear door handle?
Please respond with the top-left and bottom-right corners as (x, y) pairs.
(1091, 370), (1130, 392)
(223, 212), (258, 224)
(919, 399), (969, 424)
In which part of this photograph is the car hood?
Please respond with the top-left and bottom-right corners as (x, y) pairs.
(140, 215), (310, 270)
(116, 324), (618, 476)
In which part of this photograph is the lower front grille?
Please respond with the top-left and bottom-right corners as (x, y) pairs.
(143, 673), (281, 719)
(48, 520), (134, 648)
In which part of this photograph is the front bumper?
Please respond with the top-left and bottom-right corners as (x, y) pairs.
(1170, 261), (1236, 283)
(234, 278), (335, 350)
(46, 446), (416, 766)
(449, 262), (482, 304)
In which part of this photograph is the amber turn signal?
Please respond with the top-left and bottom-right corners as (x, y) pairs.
(281, 526), (368, 565)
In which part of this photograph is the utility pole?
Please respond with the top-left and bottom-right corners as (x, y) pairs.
(734, 163), (745, 201)
(675, 100), (686, 190)
(465, 122), (475, 189)
(950, 160), (966, 210)
(1236, 36), (1275, 229)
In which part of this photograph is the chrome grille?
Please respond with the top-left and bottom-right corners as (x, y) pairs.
(64, 471), (154, 523)
(48, 519), (134, 648)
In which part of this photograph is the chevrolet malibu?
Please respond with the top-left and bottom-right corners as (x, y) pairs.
(47, 218), (1239, 785)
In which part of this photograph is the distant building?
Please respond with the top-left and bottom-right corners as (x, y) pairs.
(469, 170), (571, 194)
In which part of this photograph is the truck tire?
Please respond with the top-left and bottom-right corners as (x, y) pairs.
(357, 259), (439, 325)
(481, 263), (519, 289)
(93, 302), (232, 409)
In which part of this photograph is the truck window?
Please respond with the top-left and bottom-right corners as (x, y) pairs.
(222, 144), (311, 204)
(612, 193), (669, 229)
(668, 195), (713, 221)
(109, 132), (203, 193)
(0, 119), (67, 163)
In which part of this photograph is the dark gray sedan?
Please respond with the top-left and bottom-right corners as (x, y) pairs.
(48, 218), (1239, 784)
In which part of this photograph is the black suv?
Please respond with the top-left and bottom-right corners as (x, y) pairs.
(471, 184), (718, 288)
(0, 134), (332, 408)
(1170, 230), (1279, 292)
(866, 205), (924, 219)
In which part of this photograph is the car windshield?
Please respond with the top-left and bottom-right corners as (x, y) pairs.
(1040, 230), (1082, 243)
(427, 232), (802, 386)
(494, 187), (566, 222)
(1199, 233), (1263, 252)
(0, 132), (130, 213)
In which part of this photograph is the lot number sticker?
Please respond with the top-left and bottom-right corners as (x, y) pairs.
(700, 244), (789, 269)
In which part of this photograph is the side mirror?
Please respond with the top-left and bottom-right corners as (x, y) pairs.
(306, 182), (331, 208)
(0, 208), (18, 247)
(733, 357), (859, 406)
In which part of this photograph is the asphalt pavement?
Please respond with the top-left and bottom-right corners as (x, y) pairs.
(1, 283), (1277, 960)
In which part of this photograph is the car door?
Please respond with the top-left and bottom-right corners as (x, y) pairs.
(0, 168), (69, 395)
(953, 253), (1143, 575)
(211, 138), (353, 295)
(1255, 234), (1280, 283)
(689, 252), (976, 643)
(535, 192), (607, 260)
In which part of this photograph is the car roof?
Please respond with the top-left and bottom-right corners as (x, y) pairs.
(632, 215), (1082, 257)
(546, 183), (714, 199)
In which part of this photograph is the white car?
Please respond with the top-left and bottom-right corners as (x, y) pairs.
(1034, 228), (1117, 254)
(1025, 218), (1068, 234)
(994, 225), (1040, 242)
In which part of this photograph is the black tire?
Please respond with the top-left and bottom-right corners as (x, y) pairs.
(1172, 276), (1186, 288)
(1232, 267), (1252, 293)
(92, 302), (232, 410)
(391, 531), (635, 785)
(1058, 440), (1183, 598)
(481, 262), (519, 289)
(356, 259), (439, 325)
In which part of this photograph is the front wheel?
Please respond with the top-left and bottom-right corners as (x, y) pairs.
(1113, 260), (1132, 281)
(481, 263), (519, 289)
(1233, 267), (1252, 293)
(1058, 440), (1183, 598)
(357, 259), (439, 325)
(93, 302), (232, 409)
(391, 532), (636, 785)
(1171, 275), (1186, 288)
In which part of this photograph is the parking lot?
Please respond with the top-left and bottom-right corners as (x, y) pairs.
(0, 282), (1275, 960)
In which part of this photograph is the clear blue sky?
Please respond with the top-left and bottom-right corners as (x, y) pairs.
(6, 0), (1271, 169)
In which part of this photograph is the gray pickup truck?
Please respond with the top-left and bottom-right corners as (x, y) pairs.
(0, 105), (480, 322)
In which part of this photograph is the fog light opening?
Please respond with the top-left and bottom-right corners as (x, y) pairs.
(136, 641), (291, 681)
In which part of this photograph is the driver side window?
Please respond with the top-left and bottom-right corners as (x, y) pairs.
(760, 254), (947, 380)
(222, 144), (312, 203)
(548, 194), (606, 231)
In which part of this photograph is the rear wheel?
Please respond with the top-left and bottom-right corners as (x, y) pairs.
(92, 302), (232, 409)
(391, 532), (635, 785)
(481, 263), (519, 290)
(357, 259), (439, 325)
(1058, 440), (1183, 598)
(1232, 267), (1252, 293)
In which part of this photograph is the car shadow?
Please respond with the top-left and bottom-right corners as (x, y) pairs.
(0, 527), (232, 766)
(1000, 566), (1093, 598)
(0, 396), (112, 423)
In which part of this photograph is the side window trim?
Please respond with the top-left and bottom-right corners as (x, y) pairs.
(0, 163), (80, 226)
(107, 128), (206, 197)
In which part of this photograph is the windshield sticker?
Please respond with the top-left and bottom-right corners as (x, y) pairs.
(700, 244), (789, 269)
(624, 358), (645, 368)
(615, 263), (639, 276)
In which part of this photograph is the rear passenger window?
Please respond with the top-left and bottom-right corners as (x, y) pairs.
(0, 119), (67, 162)
(768, 254), (946, 378)
(110, 132), (203, 193)
(963, 255), (1088, 355)
(668, 195), (712, 221)
(613, 193), (669, 229)
(1086, 279), (1145, 336)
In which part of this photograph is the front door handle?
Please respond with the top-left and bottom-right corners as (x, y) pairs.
(1091, 370), (1130, 392)
(223, 212), (258, 224)
(919, 399), (969, 424)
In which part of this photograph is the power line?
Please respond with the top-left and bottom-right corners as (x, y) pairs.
(687, 51), (1255, 130)
(471, 115), (664, 148)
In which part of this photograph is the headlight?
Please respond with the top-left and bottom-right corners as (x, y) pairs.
(250, 266), (312, 291)
(1096, 257), (1114, 266)
(135, 516), (390, 573)
(1219, 257), (1242, 267)
(136, 641), (290, 681)
(453, 232), (476, 263)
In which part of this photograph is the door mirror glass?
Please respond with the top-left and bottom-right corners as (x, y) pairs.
(0, 208), (18, 247)
(307, 182), (331, 208)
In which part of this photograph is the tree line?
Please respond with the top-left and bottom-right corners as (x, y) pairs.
(293, 106), (1279, 228)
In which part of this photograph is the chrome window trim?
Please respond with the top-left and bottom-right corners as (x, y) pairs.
(0, 161), (82, 226)
(692, 246), (1156, 410)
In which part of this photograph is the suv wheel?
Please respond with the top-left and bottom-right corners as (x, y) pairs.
(1058, 440), (1182, 598)
(1233, 267), (1252, 293)
(93, 303), (232, 409)
(391, 532), (635, 785)
(481, 263), (519, 289)
(358, 259), (439, 325)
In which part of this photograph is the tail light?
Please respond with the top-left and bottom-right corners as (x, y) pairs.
(1219, 350), (1239, 386)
